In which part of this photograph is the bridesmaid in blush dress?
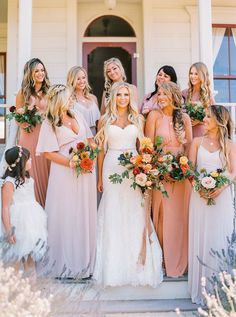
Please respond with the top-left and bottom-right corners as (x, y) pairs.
(145, 82), (192, 278)
(36, 85), (97, 278)
(16, 58), (50, 207)
(182, 62), (215, 137)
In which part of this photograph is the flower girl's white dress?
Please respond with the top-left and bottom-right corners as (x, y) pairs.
(1, 177), (47, 262)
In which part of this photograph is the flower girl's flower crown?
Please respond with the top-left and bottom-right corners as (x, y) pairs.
(47, 84), (67, 100)
(7, 146), (23, 171)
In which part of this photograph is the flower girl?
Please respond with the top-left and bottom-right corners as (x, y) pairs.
(1, 146), (47, 274)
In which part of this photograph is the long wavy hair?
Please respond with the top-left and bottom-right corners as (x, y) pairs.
(66, 66), (92, 102)
(46, 84), (74, 131)
(21, 58), (50, 104)
(2, 146), (30, 188)
(186, 62), (211, 108)
(103, 58), (127, 104)
(158, 82), (186, 144)
(95, 82), (143, 146)
(208, 105), (233, 169)
(147, 65), (177, 101)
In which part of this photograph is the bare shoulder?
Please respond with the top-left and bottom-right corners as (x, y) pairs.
(228, 139), (236, 152)
(147, 109), (161, 121)
(182, 112), (191, 123)
(15, 90), (24, 106)
(191, 137), (202, 148)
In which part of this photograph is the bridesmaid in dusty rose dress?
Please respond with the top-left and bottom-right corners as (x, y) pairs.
(145, 82), (192, 278)
(182, 62), (215, 137)
(36, 85), (97, 278)
(15, 58), (50, 207)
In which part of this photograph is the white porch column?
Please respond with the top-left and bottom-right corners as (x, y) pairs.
(198, 0), (214, 87)
(17, 0), (32, 88)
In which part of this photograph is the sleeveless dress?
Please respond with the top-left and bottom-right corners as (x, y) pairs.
(188, 144), (234, 304)
(93, 124), (163, 287)
(73, 99), (100, 136)
(18, 96), (50, 207)
(1, 177), (47, 263)
(152, 114), (190, 277)
(36, 111), (97, 278)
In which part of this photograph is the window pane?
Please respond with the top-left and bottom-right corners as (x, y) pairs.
(230, 28), (236, 75)
(230, 80), (236, 102)
(213, 31), (229, 76)
(214, 79), (230, 102)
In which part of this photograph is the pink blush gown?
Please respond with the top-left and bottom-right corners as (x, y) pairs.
(152, 114), (190, 277)
(36, 111), (97, 278)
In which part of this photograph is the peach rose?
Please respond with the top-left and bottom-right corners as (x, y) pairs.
(80, 158), (93, 171)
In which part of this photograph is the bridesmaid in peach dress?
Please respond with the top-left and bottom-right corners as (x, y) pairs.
(36, 85), (97, 278)
(182, 62), (215, 137)
(145, 82), (192, 277)
(15, 58), (50, 207)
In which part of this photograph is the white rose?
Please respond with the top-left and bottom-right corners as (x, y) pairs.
(135, 173), (147, 187)
(201, 176), (216, 189)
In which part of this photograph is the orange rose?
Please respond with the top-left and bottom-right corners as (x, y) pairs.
(135, 155), (143, 165)
(80, 158), (93, 171)
(180, 164), (190, 174)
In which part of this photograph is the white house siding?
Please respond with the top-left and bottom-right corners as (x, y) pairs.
(0, 23), (7, 51)
(143, 0), (194, 94)
(32, 0), (67, 85)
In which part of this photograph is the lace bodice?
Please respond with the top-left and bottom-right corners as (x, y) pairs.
(105, 124), (139, 151)
(4, 177), (36, 205)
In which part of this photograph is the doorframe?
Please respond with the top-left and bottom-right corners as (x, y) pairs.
(82, 42), (137, 85)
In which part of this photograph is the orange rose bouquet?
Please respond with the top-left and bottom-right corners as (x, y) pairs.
(69, 139), (100, 176)
(109, 137), (168, 197)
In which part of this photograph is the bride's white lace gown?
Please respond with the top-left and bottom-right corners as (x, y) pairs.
(93, 124), (163, 287)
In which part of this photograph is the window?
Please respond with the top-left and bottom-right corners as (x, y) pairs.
(213, 26), (236, 103)
(0, 53), (6, 143)
(84, 15), (135, 37)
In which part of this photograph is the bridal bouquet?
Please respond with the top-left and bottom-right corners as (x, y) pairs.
(192, 168), (231, 205)
(6, 105), (43, 133)
(155, 152), (196, 182)
(109, 137), (168, 197)
(69, 139), (100, 176)
(185, 101), (205, 122)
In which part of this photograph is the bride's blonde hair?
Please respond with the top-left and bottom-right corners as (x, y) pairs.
(208, 105), (233, 169)
(46, 84), (74, 130)
(95, 82), (143, 145)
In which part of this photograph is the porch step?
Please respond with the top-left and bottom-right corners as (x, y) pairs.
(49, 277), (197, 316)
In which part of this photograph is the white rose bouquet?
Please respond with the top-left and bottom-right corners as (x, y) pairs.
(192, 168), (231, 205)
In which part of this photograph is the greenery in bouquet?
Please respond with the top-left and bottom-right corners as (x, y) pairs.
(109, 137), (168, 197)
(155, 151), (196, 183)
(6, 105), (43, 133)
(185, 101), (205, 122)
(192, 168), (231, 205)
(69, 139), (100, 176)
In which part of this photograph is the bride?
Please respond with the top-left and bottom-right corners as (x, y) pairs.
(93, 82), (163, 287)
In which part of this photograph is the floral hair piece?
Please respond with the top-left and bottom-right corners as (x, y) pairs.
(47, 84), (67, 100)
(7, 146), (23, 171)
